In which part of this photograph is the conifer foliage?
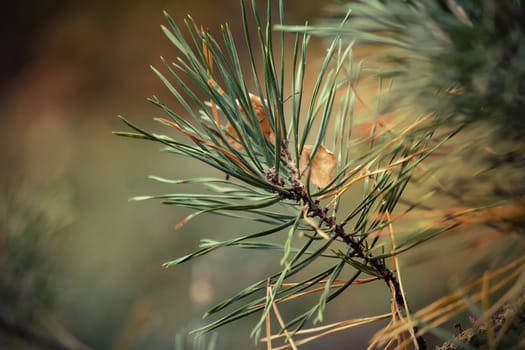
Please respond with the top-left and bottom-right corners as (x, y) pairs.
(116, 1), (525, 348)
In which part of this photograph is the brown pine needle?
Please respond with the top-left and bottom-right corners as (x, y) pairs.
(201, 26), (221, 127)
(481, 271), (495, 348)
(266, 283), (298, 350)
(265, 279), (273, 350)
(263, 313), (392, 350)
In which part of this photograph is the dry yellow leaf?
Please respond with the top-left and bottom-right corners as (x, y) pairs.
(225, 93), (276, 150)
(299, 145), (336, 188)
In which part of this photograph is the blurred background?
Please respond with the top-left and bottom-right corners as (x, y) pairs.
(0, 1), (463, 349)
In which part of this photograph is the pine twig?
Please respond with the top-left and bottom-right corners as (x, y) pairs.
(269, 145), (427, 349)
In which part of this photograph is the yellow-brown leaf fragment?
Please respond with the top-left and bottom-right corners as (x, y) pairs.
(225, 93), (276, 150)
(225, 122), (245, 151)
(300, 145), (336, 188)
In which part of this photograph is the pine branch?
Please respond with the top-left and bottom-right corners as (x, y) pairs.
(114, 1), (524, 348)
(269, 144), (427, 349)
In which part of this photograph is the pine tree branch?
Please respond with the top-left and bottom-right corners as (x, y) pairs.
(268, 143), (428, 349)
